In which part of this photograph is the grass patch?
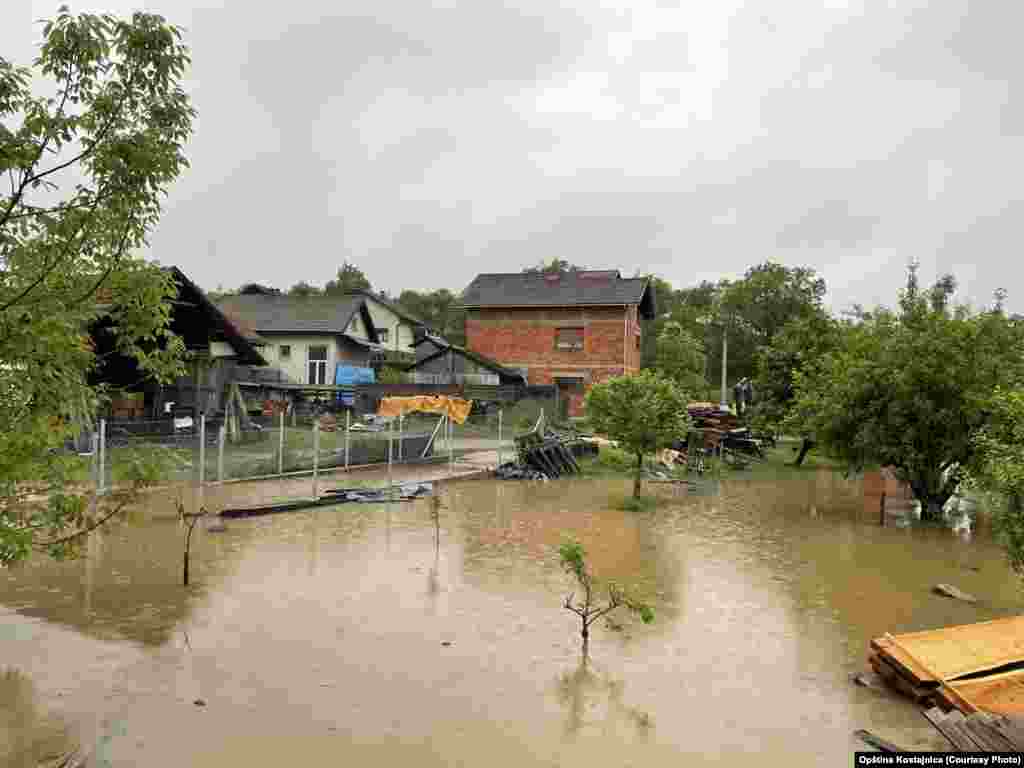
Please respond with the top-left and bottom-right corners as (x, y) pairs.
(615, 495), (660, 512)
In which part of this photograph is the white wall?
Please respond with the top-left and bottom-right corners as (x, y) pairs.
(360, 300), (416, 353)
(258, 335), (343, 384)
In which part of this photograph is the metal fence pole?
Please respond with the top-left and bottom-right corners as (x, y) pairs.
(398, 413), (404, 463)
(448, 413), (453, 473)
(345, 409), (351, 471)
(497, 408), (503, 468)
(218, 423), (226, 483)
(91, 431), (99, 491)
(198, 413), (206, 509)
(98, 418), (106, 495)
(278, 409), (285, 477)
(388, 416), (394, 490)
(312, 420), (320, 500)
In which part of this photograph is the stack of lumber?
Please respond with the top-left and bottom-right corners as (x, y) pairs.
(870, 616), (1024, 715)
(922, 707), (1024, 751)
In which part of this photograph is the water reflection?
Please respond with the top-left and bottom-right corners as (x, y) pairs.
(0, 667), (78, 768)
(554, 653), (652, 741)
(0, 472), (1017, 765)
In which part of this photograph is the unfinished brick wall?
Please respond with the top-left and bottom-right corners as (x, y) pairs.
(466, 306), (642, 416)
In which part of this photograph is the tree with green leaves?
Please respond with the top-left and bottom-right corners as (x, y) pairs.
(559, 538), (653, 653)
(584, 371), (690, 497)
(752, 310), (845, 464)
(720, 261), (826, 347)
(654, 321), (705, 392)
(288, 280), (321, 297)
(789, 271), (1024, 521)
(523, 258), (585, 275)
(323, 261), (371, 295)
(969, 387), (1024, 574)
(396, 287), (466, 346)
(0, 8), (194, 563)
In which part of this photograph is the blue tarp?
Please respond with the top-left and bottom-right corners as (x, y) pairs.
(335, 364), (375, 406)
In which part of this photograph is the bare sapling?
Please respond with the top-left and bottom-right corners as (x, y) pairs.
(559, 538), (653, 652)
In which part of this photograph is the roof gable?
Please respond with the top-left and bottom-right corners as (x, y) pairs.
(168, 267), (266, 365)
(407, 342), (525, 383)
(345, 290), (425, 328)
(461, 270), (655, 318)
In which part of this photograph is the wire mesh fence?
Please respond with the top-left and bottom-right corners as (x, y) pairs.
(73, 390), (563, 500)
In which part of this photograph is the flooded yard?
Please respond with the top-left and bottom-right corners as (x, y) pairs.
(2, 470), (1022, 766)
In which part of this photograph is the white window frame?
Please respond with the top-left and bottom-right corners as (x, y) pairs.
(307, 344), (329, 385)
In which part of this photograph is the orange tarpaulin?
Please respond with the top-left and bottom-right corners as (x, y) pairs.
(377, 395), (473, 425)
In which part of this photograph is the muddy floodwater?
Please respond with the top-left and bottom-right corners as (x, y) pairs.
(2, 470), (1022, 766)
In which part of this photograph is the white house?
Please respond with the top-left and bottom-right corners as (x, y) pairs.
(216, 292), (384, 385)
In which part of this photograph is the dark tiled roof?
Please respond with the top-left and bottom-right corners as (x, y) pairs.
(168, 267), (266, 366)
(215, 294), (366, 335)
(461, 270), (655, 318)
(407, 339), (525, 383)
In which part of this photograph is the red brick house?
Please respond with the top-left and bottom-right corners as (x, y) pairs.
(462, 270), (655, 417)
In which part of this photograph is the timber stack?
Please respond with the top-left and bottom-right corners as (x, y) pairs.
(870, 616), (1024, 716)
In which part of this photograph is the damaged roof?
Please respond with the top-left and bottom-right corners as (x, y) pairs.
(461, 270), (655, 318)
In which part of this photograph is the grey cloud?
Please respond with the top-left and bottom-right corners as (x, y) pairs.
(775, 200), (879, 249)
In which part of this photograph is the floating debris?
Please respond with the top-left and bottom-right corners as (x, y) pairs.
(932, 583), (978, 603)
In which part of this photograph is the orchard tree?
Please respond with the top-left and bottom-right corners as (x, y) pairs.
(752, 310), (845, 464)
(969, 387), (1024, 574)
(0, 8), (195, 563)
(584, 371), (690, 497)
(789, 275), (1024, 521)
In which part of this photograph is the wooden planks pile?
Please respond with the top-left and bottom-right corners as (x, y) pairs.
(870, 616), (1024, 715)
(923, 707), (1024, 751)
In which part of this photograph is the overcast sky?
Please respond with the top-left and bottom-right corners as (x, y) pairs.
(4, 1), (1021, 314)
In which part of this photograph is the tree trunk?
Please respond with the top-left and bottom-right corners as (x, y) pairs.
(793, 438), (814, 467)
(634, 452), (643, 498)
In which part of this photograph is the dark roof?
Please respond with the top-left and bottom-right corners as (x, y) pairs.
(411, 328), (450, 348)
(461, 270), (655, 318)
(345, 290), (426, 328)
(168, 267), (266, 366)
(214, 294), (377, 340)
(406, 339), (526, 383)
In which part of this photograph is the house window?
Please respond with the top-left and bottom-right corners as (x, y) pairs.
(379, 328), (389, 345)
(555, 327), (584, 351)
(307, 345), (328, 385)
(279, 345), (291, 360)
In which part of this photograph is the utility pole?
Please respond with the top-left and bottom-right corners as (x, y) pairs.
(719, 319), (728, 410)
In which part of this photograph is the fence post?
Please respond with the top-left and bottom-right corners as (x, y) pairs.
(91, 431), (99, 491)
(98, 418), (107, 496)
(312, 419), (320, 500)
(278, 409), (285, 477)
(398, 413), (404, 463)
(198, 413), (206, 510)
(218, 423), (226, 483)
(345, 409), (351, 471)
(448, 412), (453, 473)
(497, 408), (503, 468)
(388, 415), (394, 490)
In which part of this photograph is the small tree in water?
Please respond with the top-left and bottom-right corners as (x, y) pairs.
(584, 371), (690, 498)
(559, 538), (653, 652)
